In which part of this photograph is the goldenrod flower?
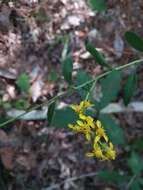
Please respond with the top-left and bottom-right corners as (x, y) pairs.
(95, 120), (108, 143)
(87, 138), (116, 161)
(71, 101), (93, 114)
(86, 143), (105, 160)
(104, 142), (116, 160)
(79, 114), (94, 128)
(68, 121), (92, 141)
(68, 101), (116, 161)
(70, 120), (92, 141)
(87, 135), (105, 160)
(77, 120), (92, 141)
(70, 104), (81, 114)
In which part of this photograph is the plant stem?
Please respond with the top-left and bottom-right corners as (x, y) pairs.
(84, 58), (143, 101)
(75, 59), (143, 90)
(126, 174), (137, 190)
(0, 59), (143, 128)
(0, 91), (70, 128)
(85, 79), (97, 101)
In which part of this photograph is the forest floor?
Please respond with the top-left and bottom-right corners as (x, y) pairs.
(0, 0), (143, 190)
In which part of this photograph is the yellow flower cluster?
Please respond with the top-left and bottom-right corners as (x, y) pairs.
(68, 101), (116, 160)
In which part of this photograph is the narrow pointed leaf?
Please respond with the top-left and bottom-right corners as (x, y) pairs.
(123, 71), (137, 106)
(62, 56), (73, 84)
(125, 31), (143, 52)
(85, 41), (111, 69)
(61, 36), (69, 61)
(47, 101), (56, 126)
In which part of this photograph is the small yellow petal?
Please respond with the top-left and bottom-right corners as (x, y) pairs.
(103, 142), (116, 160)
(106, 149), (116, 160)
(96, 120), (102, 128)
(86, 116), (94, 123)
(85, 133), (91, 141)
(103, 134), (109, 142)
(97, 127), (104, 136)
(84, 101), (93, 108)
(77, 120), (84, 126)
(94, 135), (100, 144)
(79, 114), (87, 120)
(79, 101), (84, 108)
(86, 152), (95, 157)
(109, 142), (113, 149)
(70, 105), (79, 112)
(68, 124), (74, 129)
(95, 150), (103, 159)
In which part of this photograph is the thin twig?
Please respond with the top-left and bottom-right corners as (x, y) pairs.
(42, 172), (98, 190)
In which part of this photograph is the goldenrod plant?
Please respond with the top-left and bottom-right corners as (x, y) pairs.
(0, 32), (143, 168)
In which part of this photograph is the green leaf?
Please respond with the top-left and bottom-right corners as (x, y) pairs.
(96, 70), (122, 109)
(16, 73), (30, 93)
(0, 117), (10, 126)
(48, 70), (58, 82)
(51, 107), (78, 128)
(0, 160), (9, 190)
(125, 31), (143, 52)
(98, 170), (129, 184)
(132, 138), (143, 152)
(85, 41), (111, 69)
(130, 181), (142, 190)
(61, 36), (69, 61)
(47, 101), (56, 126)
(33, 7), (49, 23)
(76, 70), (92, 99)
(89, 0), (107, 12)
(139, 178), (143, 187)
(99, 114), (125, 145)
(127, 152), (143, 175)
(123, 71), (137, 106)
(62, 56), (73, 84)
(13, 99), (30, 110)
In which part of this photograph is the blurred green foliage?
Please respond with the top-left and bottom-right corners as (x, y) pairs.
(89, 0), (107, 12)
(16, 73), (30, 93)
(125, 31), (143, 52)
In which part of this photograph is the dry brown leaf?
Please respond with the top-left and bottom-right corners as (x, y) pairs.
(0, 129), (9, 143)
(30, 79), (44, 102)
(16, 154), (37, 170)
(0, 147), (15, 170)
(42, 82), (55, 97)
(6, 85), (16, 99)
